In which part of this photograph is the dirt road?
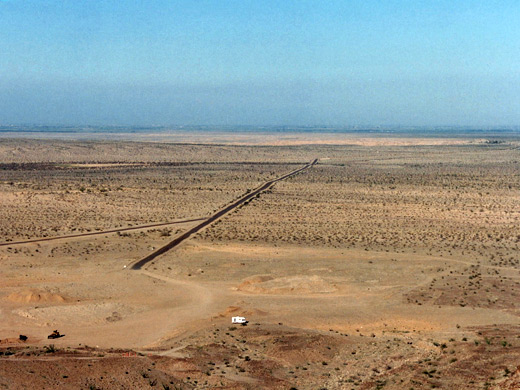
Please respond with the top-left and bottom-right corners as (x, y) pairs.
(0, 218), (206, 247)
(131, 159), (318, 270)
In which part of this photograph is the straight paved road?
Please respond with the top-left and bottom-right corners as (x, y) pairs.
(131, 159), (318, 270)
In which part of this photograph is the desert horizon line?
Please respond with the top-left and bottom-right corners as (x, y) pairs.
(1, 124), (520, 131)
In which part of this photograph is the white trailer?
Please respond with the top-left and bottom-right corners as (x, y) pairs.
(231, 316), (248, 325)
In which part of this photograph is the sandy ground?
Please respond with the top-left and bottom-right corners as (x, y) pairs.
(1, 136), (520, 389)
(0, 129), (492, 146)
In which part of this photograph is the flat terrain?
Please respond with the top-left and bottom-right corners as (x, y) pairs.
(1, 135), (520, 389)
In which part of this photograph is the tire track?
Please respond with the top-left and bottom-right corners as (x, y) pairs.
(0, 218), (206, 247)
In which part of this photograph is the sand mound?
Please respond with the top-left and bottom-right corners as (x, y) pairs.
(0, 337), (30, 345)
(237, 275), (337, 294)
(6, 289), (67, 304)
(236, 275), (274, 289)
(13, 302), (135, 326)
(214, 305), (268, 319)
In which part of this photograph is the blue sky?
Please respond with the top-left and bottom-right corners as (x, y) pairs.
(0, 0), (519, 126)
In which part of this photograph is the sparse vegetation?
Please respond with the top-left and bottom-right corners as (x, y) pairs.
(1, 138), (519, 390)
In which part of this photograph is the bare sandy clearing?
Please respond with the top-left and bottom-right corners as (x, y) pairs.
(237, 274), (337, 294)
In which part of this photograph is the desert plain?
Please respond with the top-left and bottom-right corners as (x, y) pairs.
(1, 133), (520, 389)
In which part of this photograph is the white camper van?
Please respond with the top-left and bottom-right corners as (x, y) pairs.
(231, 316), (247, 325)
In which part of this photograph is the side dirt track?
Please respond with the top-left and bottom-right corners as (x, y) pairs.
(0, 217), (206, 247)
(130, 159), (318, 270)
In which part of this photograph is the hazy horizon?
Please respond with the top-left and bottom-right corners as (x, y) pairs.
(1, 1), (520, 126)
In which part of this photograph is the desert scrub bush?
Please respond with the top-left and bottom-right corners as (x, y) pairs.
(160, 229), (171, 237)
(44, 344), (56, 353)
